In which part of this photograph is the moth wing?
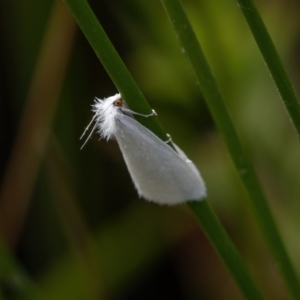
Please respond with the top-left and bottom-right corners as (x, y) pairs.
(114, 114), (206, 205)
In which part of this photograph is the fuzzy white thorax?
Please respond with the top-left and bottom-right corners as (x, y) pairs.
(80, 93), (125, 149)
(80, 93), (155, 149)
(92, 93), (124, 140)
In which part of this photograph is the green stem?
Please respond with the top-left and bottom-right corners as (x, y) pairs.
(64, 0), (167, 142)
(160, 0), (300, 298)
(237, 0), (300, 137)
(189, 201), (264, 299)
(64, 0), (264, 298)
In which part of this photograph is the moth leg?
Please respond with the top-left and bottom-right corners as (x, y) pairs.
(122, 108), (158, 118)
(165, 133), (172, 144)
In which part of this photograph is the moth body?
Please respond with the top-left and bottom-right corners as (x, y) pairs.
(83, 93), (207, 205)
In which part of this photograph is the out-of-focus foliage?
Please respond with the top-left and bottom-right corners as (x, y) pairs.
(1, 0), (300, 299)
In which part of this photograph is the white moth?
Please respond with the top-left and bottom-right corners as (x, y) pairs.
(81, 93), (206, 205)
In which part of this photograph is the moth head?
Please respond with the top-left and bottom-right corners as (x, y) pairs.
(113, 98), (123, 108)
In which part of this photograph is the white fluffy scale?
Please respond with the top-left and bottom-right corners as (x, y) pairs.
(82, 93), (206, 205)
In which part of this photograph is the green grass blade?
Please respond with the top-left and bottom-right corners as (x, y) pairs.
(64, 0), (264, 298)
(160, 0), (300, 298)
(189, 201), (264, 299)
(64, 0), (167, 143)
(237, 0), (300, 137)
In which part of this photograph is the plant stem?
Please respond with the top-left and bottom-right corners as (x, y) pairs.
(64, 0), (167, 142)
(237, 0), (300, 137)
(64, 0), (264, 298)
(160, 0), (300, 298)
(189, 201), (264, 299)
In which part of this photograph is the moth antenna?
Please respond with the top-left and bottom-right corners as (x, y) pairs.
(80, 102), (102, 149)
(80, 109), (100, 140)
(80, 118), (100, 150)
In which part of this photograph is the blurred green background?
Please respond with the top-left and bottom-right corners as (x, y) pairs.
(1, 0), (300, 299)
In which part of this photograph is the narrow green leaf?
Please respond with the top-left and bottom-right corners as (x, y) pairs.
(160, 0), (300, 298)
(64, 0), (167, 142)
(237, 0), (300, 137)
(64, 0), (264, 298)
(189, 201), (264, 299)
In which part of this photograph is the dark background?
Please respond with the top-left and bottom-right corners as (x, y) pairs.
(1, 0), (300, 299)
